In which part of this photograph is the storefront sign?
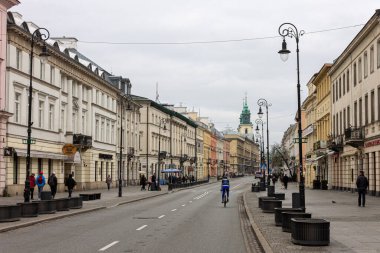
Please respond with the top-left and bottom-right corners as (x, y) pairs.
(99, 153), (113, 160)
(364, 138), (380, 148)
(62, 144), (77, 155)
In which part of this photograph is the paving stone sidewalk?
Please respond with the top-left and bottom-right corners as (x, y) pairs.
(244, 182), (380, 253)
(0, 185), (171, 232)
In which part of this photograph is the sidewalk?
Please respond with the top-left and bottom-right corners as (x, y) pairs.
(0, 185), (171, 233)
(244, 182), (380, 253)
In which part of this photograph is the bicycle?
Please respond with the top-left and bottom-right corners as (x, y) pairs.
(222, 191), (227, 207)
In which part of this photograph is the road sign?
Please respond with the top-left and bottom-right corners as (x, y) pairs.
(294, 138), (308, 143)
(22, 139), (36, 144)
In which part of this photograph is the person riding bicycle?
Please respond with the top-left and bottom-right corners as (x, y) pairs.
(221, 175), (230, 203)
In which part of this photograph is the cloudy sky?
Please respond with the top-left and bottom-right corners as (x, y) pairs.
(11, 1), (379, 144)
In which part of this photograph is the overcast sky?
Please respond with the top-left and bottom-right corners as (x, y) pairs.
(11, 1), (380, 145)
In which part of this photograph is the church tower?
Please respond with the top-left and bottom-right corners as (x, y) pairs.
(238, 94), (254, 137)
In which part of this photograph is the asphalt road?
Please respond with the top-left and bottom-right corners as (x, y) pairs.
(0, 177), (252, 253)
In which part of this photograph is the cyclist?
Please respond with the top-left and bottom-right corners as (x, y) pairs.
(221, 175), (230, 203)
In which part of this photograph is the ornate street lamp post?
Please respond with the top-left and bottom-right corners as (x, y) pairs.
(25, 28), (50, 202)
(157, 118), (167, 190)
(180, 133), (187, 173)
(257, 99), (271, 185)
(278, 22), (305, 209)
(255, 119), (265, 178)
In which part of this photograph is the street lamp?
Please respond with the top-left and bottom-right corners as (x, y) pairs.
(24, 28), (50, 202)
(180, 133), (187, 173)
(118, 94), (131, 197)
(257, 99), (271, 185)
(278, 22), (305, 209)
(157, 118), (167, 190)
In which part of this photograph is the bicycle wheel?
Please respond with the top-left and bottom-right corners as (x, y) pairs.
(223, 194), (227, 207)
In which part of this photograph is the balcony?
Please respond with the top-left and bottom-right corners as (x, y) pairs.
(327, 135), (343, 152)
(313, 140), (327, 151)
(344, 127), (364, 148)
(73, 134), (92, 149)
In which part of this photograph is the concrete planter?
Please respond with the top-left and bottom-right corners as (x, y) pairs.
(273, 193), (285, 200)
(292, 193), (301, 208)
(262, 200), (282, 213)
(68, 197), (83, 209)
(258, 196), (277, 209)
(17, 202), (39, 217)
(56, 198), (70, 211)
(34, 200), (56, 214)
(282, 212), (312, 232)
(41, 191), (52, 200)
(291, 218), (330, 246)
(274, 207), (304, 226)
(267, 186), (275, 197)
(0, 205), (21, 222)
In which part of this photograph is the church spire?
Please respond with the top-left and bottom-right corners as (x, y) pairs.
(239, 93), (251, 124)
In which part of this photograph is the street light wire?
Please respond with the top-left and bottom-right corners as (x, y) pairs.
(77, 23), (365, 46)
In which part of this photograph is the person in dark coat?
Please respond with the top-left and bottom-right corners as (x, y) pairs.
(356, 170), (369, 207)
(151, 174), (156, 191)
(140, 175), (147, 191)
(29, 173), (36, 200)
(66, 174), (77, 198)
(48, 172), (58, 198)
(283, 174), (289, 190)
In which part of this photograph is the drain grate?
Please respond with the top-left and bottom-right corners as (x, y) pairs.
(238, 196), (265, 253)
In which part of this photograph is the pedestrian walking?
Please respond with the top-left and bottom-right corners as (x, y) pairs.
(66, 174), (77, 198)
(48, 172), (58, 198)
(283, 174), (289, 190)
(151, 173), (156, 191)
(140, 174), (147, 191)
(356, 170), (369, 207)
(29, 173), (36, 200)
(106, 175), (112, 190)
(35, 171), (46, 199)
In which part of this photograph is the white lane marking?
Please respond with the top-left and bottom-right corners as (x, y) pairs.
(158, 215), (165, 219)
(231, 184), (241, 189)
(99, 241), (119, 251)
(136, 225), (148, 231)
(189, 201), (192, 203)
(171, 209), (177, 212)
(181, 204), (186, 207)
(194, 191), (209, 200)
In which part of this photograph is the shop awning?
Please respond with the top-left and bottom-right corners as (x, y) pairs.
(15, 149), (67, 160)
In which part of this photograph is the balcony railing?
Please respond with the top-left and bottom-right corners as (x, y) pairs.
(327, 135), (343, 152)
(313, 140), (327, 151)
(344, 127), (364, 148)
(73, 134), (92, 148)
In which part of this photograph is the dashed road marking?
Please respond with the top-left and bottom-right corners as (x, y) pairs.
(182, 204), (186, 207)
(232, 184), (242, 189)
(171, 209), (177, 212)
(136, 225), (148, 231)
(158, 215), (165, 219)
(189, 201), (192, 203)
(99, 241), (119, 251)
(194, 191), (209, 200)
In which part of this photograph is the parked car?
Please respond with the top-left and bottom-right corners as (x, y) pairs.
(255, 171), (263, 179)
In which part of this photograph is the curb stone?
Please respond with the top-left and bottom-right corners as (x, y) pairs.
(243, 191), (273, 253)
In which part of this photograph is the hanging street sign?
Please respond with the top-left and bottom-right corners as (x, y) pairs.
(22, 139), (36, 144)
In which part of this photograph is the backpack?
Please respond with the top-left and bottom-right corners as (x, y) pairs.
(38, 176), (43, 184)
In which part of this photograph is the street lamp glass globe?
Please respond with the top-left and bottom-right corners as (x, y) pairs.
(39, 44), (50, 64)
(278, 39), (290, 62)
(279, 53), (289, 62)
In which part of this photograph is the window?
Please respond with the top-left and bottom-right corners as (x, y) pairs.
(354, 63), (357, 86)
(339, 111), (342, 135)
(111, 124), (115, 144)
(61, 105), (66, 132)
(83, 86), (87, 101)
(359, 98), (362, 127)
(72, 82), (77, 97)
(106, 120), (110, 143)
(96, 90), (99, 104)
(95, 119), (99, 141)
(40, 62), (45, 80)
(13, 155), (19, 184)
(82, 111), (87, 135)
(14, 92), (21, 123)
(347, 106), (350, 127)
(347, 70), (350, 92)
(95, 161), (98, 181)
(50, 66), (55, 84)
(343, 75), (346, 95)
(16, 48), (22, 70)
(49, 104), (54, 130)
(364, 51), (368, 78)
(371, 91), (375, 123)
(358, 58), (362, 83)
(365, 94), (369, 125)
(339, 78), (342, 98)
(370, 46), (374, 73)
(354, 101), (357, 127)
(101, 119), (105, 142)
(377, 39), (380, 69)
(38, 100), (45, 128)
(343, 108), (346, 130)
(61, 74), (66, 92)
